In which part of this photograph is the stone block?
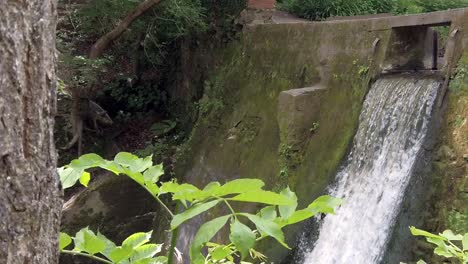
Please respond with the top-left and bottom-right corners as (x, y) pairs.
(277, 85), (326, 146)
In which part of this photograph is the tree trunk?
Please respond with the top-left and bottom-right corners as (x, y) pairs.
(0, 1), (62, 263)
(89, 0), (163, 59)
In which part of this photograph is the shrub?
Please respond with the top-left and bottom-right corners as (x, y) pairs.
(279, 0), (395, 20)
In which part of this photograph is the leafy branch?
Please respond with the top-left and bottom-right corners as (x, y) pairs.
(410, 226), (468, 263)
(59, 152), (342, 263)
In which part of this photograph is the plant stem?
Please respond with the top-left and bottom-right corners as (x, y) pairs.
(155, 195), (174, 217)
(61, 250), (113, 264)
(142, 185), (174, 217)
(222, 199), (237, 220)
(167, 202), (181, 264)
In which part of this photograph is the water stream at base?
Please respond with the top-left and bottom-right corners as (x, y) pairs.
(302, 74), (441, 264)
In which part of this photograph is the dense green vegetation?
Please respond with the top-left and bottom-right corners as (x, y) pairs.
(279, 0), (468, 20)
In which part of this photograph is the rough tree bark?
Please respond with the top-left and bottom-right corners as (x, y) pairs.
(89, 0), (163, 59)
(0, 0), (62, 263)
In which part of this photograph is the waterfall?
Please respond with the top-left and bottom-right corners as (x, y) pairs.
(302, 74), (441, 264)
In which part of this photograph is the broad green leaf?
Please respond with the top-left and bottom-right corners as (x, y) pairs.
(210, 246), (234, 261)
(99, 160), (124, 175)
(215, 179), (265, 196)
(229, 191), (294, 205)
(97, 232), (117, 259)
(73, 228), (106, 255)
(114, 152), (153, 172)
(58, 167), (84, 189)
(131, 244), (163, 261)
(83, 229), (106, 255)
(416, 260), (427, 264)
(145, 182), (160, 196)
(171, 200), (221, 229)
(307, 195), (342, 214)
(59, 232), (72, 250)
(188, 182), (222, 201)
(279, 187), (298, 220)
(79, 171), (91, 187)
(242, 213), (290, 249)
(260, 206), (277, 221)
(144, 164), (164, 183)
(434, 246), (453, 258)
(123, 168), (145, 185)
(426, 237), (446, 247)
(160, 182), (201, 202)
(229, 220), (256, 260)
(440, 230), (463, 241)
(122, 231), (152, 249)
(190, 215), (231, 264)
(282, 208), (316, 226)
(203, 182), (221, 192)
(151, 256), (168, 264)
(463, 233), (468, 251)
(109, 246), (133, 263)
(410, 227), (445, 240)
(69, 153), (105, 170)
(172, 184), (203, 202)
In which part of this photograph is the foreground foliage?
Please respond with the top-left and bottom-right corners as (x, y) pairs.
(410, 226), (468, 263)
(59, 152), (342, 263)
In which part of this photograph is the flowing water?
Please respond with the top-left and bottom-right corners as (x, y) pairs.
(302, 74), (441, 264)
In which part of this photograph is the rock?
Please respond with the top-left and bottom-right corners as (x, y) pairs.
(60, 171), (169, 263)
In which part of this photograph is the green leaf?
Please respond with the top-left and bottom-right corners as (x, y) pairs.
(97, 232), (117, 259)
(123, 168), (145, 185)
(260, 206), (277, 221)
(109, 246), (133, 263)
(114, 152), (153, 172)
(426, 237), (447, 247)
(242, 213), (290, 249)
(279, 187), (298, 220)
(215, 179), (265, 196)
(210, 246), (234, 261)
(416, 260), (427, 264)
(73, 228), (106, 255)
(282, 208), (316, 226)
(190, 215), (231, 264)
(122, 231), (152, 249)
(58, 167), (85, 189)
(160, 181), (201, 202)
(434, 246), (454, 258)
(99, 160), (124, 175)
(463, 233), (468, 251)
(307, 195), (342, 214)
(69, 153), (105, 170)
(229, 220), (256, 260)
(410, 227), (445, 240)
(131, 244), (163, 261)
(59, 232), (72, 250)
(440, 230), (463, 241)
(79, 171), (91, 187)
(145, 182), (160, 196)
(229, 191), (294, 205)
(144, 164), (164, 183)
(171, 200), (221, 229)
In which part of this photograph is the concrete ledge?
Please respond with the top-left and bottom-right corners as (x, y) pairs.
(278, 85), (326, 146)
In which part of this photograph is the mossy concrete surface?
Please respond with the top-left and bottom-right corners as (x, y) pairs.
(177, 20), (392, 260)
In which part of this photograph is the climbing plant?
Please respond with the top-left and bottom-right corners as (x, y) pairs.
(59, 152), (342, 263)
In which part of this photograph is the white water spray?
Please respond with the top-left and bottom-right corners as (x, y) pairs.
(303, 75), (441, 264)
